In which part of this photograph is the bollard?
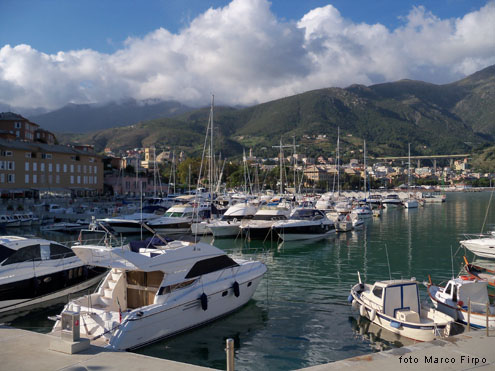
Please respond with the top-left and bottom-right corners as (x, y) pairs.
(487, 302), (490, 336)
(226, 338), (235, 371)
(467, 298), (471, 332)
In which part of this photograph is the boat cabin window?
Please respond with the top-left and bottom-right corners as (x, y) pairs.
(372, 286), (383, 299)
(40, 245), (50, 260)
(49, 243), (76, 259)
(445, 283), (452, 296)
(253, 214), (287, 221)
(157, 279), (196, 295)
(0, 244), (15, 264)
(452, 285), (458, 301)
(2, 244), (40, 265)
(185, 255), (239, 279)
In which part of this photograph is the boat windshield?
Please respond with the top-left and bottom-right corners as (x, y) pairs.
(164, 211), (188, 217)
(253, 214), (287, 221)
(290, 209), (324, 220)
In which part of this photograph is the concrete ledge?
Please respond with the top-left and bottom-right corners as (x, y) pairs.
(50, 337), (90, 354)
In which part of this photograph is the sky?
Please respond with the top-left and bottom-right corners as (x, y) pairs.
(0, 0), (494, 110)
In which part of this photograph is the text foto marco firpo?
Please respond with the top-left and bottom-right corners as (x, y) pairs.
(398, 355), (487, 366)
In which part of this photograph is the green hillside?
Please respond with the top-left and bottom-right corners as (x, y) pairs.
(59, 65), (495, 162)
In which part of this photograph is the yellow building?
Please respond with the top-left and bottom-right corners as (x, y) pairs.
(0, 138), (103, 197)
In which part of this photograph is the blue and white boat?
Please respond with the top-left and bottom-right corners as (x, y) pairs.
(349, 274), (453, 341)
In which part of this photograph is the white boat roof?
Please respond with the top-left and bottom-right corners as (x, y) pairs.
(0, 236), (60, 251)
(372, 279), (417, 288)
(71, 241), (226, 272)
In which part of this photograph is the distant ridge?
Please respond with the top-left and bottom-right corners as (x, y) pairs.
(30, 65), (495, 159)
(28, 99), (192, 133)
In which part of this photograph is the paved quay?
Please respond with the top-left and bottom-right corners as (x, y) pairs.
(0, 326), (214, 371)
(299, 330), (495, 371)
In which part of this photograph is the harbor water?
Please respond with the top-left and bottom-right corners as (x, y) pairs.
(4, 192), (495, 370)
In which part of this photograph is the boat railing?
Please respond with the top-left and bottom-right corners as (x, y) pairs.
(461, 233), (493, 240)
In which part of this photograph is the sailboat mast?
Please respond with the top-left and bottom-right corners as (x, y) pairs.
(279, 138), (283, 194)
(337, 127), (340, 195)
(408, 143), (411, 189)
(363, 140), (367, 195)
(210, 95), (214, 200)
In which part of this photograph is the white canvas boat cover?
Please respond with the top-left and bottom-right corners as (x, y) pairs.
(458, 280), (489, 312)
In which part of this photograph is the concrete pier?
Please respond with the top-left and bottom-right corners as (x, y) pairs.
(300, 330), (495, 371)
(0, 325), (214, 371)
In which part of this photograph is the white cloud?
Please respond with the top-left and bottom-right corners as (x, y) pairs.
(0, 0), (494, 110)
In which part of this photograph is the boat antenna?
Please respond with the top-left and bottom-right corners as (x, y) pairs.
(385, 244), (392, 280)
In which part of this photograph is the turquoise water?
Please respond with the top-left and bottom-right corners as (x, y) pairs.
(5, 192), (495, 370)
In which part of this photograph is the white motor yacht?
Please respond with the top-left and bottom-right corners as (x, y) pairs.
(240, 206), (290, 240)
(0, 236), (107, 316)
(382, 194), (402, 208)
(403, 199), (419, 209)
(98, 207), (163, 234)
(148, 203), (211, 235)
(459, 237), (495, 259)
(272, 208), (336, 241)
(207, 202), (258, 238)
(51, 236), (267, 350)
(349, 274), (453, 341)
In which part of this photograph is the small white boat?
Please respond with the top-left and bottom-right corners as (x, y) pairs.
(41, 221), (86, 232)
(207, 203), (258, 238)
(403, 199), (419, 209)
(428, 277), (495, 328)
(349, 274), (453, 341)
(382, 194), (402, 208)
(460, 237), (495, 259)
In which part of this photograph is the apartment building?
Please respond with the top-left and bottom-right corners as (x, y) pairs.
(0, 138), (103, 197)
(0, 112), (56, 144)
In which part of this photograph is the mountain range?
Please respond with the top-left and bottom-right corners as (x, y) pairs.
(21, 65), (495, 162)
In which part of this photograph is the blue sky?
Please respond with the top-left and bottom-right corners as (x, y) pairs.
(0, 0), (494, 109)
(0, 0), (488, 54)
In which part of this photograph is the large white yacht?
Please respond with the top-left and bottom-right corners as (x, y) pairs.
(51, 235), (267, 350)
(0, 236), (107, 316)
(272, 208), (336, 241)
(240, 206), (290, 240)
(207, 202), (258, 238)
(98, 206), (164, 234)
(459, 236), (495, 259)
(147, 203), (211, 235)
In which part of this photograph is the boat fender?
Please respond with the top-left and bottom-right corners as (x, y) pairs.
(359, 304), (367, 317)
(200, 293), (208, 311)
(369, 309), (376, 321)
(233, 281), (240, 297)
(347, 294), (354, 303)
(458, 300), (464, 307)
(233, 218), (237, 223)
(352, 299), (359, 309)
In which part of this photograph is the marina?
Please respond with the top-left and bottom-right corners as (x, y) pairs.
(1, 191), (494, 370)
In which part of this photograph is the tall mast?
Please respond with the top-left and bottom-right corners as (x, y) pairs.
(279, 138), (283, 194)
(363, 140), (367, 195)
(408, 143), (411, 189)
(210, 95), (214, 200)
(337, 127), (340, 195)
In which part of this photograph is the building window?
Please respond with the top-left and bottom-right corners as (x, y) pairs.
(55, 175), (60, 184)
(40, 163), (45, 172)
(56, 163), (60, 172)
(33, 174), (37, 184)
(25, 174), (29, 184)
(94, 165), (97, 174)
(48, 163), (52, 172)
(16, 131), (20, 137)
(0, 174), (4, 183)
(83, 176), (87, 184)
(7, 161), (14, 170)
(48, 175), (53, 184)
(40, 174), (45, 184)
(83, 165), (87, 173)
(70, 164), (74, 172)
(14, 122), (22, 129)
(33, 162), (37, 171)
(63, 164), (67, 172)
(25, 152), (31, 158)
(7, 174), (15, 183)
(70, 175), (74, 184)
(46, 154), (52, 159)
(77, 175), (81, 184)
(0, 161), (5, 170)
(5, 151), (13, 157)
(77, 165), (81, 172)
(94, 176), (97, 184)
(25, 162), (29, 171)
